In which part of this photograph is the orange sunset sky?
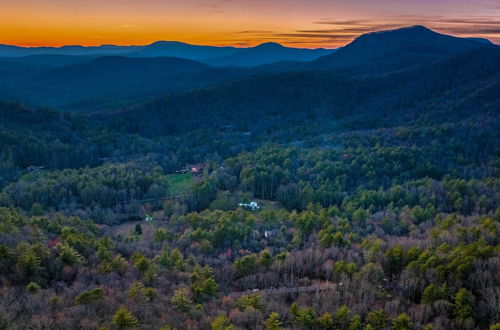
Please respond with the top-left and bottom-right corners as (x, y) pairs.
(1, 0), (499, 48)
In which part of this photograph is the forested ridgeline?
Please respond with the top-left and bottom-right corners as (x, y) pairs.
(106, 47), (500, 138)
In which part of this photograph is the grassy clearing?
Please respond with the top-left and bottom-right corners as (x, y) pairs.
(165, 173), (194, 195)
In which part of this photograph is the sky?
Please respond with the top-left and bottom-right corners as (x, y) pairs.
(1, 0), (499, 48)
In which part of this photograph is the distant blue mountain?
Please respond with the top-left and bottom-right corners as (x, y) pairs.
(127, 41), (239, 60)
(0, 25), (496, 112)
(0, 54), (98, 68)
(0, 44), (139, 57)
(0, 41), (335, 67)
(205, 42), (335, 67)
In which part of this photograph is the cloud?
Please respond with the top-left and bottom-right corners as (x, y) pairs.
(211, 14), (500, 47)
(290, 16), (500, 45)
(428, 17), (500, 36)
(236, 30), (275, 34)
(260, 21), (406, 46)
(195, 0), (232, 13)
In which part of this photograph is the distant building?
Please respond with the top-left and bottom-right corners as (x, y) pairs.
(176, 163), (205, 175)
(238, 201), (260, 211)
(264, 230), (276, 239)
(252, 229), (276, 239)
(191, 166), (203, 175)
(26, 165), (45, 173)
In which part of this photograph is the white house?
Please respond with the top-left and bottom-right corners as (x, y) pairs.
(264, 230), (276, 238)
(238, 201), (260, 211)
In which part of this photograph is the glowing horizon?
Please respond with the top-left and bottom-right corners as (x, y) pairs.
(1, 0), (499, 48)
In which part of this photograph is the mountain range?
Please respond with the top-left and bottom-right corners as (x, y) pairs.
(0, 40), (335, 67)
(0, 25), (496, 112)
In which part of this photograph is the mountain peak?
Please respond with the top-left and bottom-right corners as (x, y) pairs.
(148, 41), (189, 47)
(255, 42), (284, 49)
(402, 25), (432, 32)
(355, 25), (436, 41)
(309, 25), (495, 71)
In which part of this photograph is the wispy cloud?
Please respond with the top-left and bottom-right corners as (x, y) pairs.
(195, 0), (231, 13)
(236, 30), (275, 34)
(266, 16), (500, 46)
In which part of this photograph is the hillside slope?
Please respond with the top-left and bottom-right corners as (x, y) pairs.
(308, 25), (496, 72)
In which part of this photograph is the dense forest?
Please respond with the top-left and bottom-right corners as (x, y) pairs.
(0, 26), (499, 329)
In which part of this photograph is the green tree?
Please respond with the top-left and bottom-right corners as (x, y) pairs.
(154, 228), (169, 242)
(317, 312), (333, 329)
(349, 314), (363, 330)
(133, 254), (151, 273)
(453, 288), (475, 324)
(234, 254), (257, 277)
(75, 288), (105, 305)
(367, 309), (388, 330)
(154, 246), (172, 268)
(192, 276), (218, 302)
(18, 249), (43, 278)
(190, 265), (218, 302)
(26, 282), (41, 293)
(258, 249), (273, 268)
(318, 225), (334, 248)
(392, 313), (412, 330)
(333, 231), (345, 247)
(171, 287), (193, 312)
(211, 314), (234, 330)
(290, 303), (316, 329)
(422, 284), (448, 304)
(128, 281), (155, 301)
(296, 307), (316, 329)
(171, 248), (185, 271)
(265, 312), (283, 330)
(335, 305), (351, 328)
(57, 243), (85, 266)
(236, 293), (265, 311)
(112, 306), (139, 329)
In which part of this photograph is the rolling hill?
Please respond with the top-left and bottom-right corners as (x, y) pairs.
(0, 56), (247, 111)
